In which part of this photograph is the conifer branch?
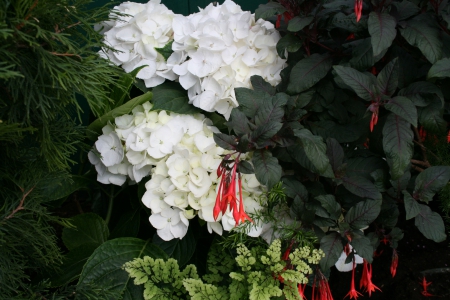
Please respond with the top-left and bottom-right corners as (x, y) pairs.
(4, 187), (34, 220)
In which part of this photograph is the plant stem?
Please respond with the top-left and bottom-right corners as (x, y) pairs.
(105, 185), (114, 225)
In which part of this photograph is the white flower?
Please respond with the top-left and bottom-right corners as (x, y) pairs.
(88, 150), (126, 186)
(150, 207), (189, 240)
(95, 131), (124, 167)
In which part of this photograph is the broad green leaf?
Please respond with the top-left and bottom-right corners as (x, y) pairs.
(254, 93), (288, 126)
(255, 2), (286, 20)
(368, 12), (397, 56)
(415, 204), (447, 242)
(87, 92), (152, 140)
(39, 174), (91, 203)
(235, 88), (269, 118)
(319, 232), (343, 270)
(427, 58), (450, 79)
(377, 58), (399, 96)
(384, 96), (417, 127)
(62, 213), (109, 251)
(213, 133), (237, 150)
(316, 195), (341, 220)
(251, 122), (283, 147)
(250, 75), (276, 96)
(346, 156), (387, 181)
(350, 38), (386, 71)
(413, 166), (450, 202)
(237, 160), (254, 174)
(311, 120), (363, 143)
(418, 98), (447, 133)
(326, 138), (344, 172)
(376, 197), (399, 229)
(276, 33), (303, 59)
(152, 229), (196, 267)
(287, 16), (314, 32)
(288, 144), (335, 178)
(399, 19), (442, 64)
(49, 243), (98, 287)
(342, 176), (382, 200)
(333, 65), (375, 101)
(226, 109), (251, 136)
(350, 233), (374, 263)
(398, 81), (444, 107)
(78, 238), (168, 299)
(390, 171), (411, 193)
(252, 150), (282, 190)
(155, 40), (173, 61)
(109, 209), (141, 239)
(382, 113), (414, 180)
(282, 176), (308, 201)
(392, 1), (420, 20)
(371, 169), (387, 192)
(152, 82), (200, 114)
(294, 129), (332, 174)
(402, 191), (420, 220)
(287, 54), (332, 94)
(345, 199), (382, 230)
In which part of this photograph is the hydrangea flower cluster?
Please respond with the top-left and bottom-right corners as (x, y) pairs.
(88, 102), (266, 241)
(99, 0), (286, 119)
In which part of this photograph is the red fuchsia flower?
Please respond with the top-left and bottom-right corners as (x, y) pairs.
(345, 257), (363, 299)
(213, 154), (252, 226)
(390, 249), (399, 278)
(419, 126), (427, 141)
(368, 102), (379, 132)
(346, 33), (356, 40)
(298, 283), (307, 300)
(420, 277), (434, 297)
(354, 0), (363, 22)
(312, 270), (334, 300)
(359, 260), (381, 297)
(447, 129), (450, 143)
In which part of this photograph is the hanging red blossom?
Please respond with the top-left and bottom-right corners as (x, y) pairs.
(345, 257), (363, 299)
(390, 249), (399, 277)
(359, 260), (381, 296)
(354, 0), (363, 22)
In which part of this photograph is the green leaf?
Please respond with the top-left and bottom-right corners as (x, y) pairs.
(345, 199), (382, 230)
(213, 133), (237, 150)
(62, 213), (109, 251)
(402, 191), (421, 220)
(415, 204), (447, 242)
(377, 58), (399, 96)
(350, 38), (386, 71)
(287, 16), (314, 32)
(399, 19), (442, 64)
(251, 75), (276, 96)
(368, 12), (397, 56)
(326, 138), (344, 172)
(39, 174), (91, 203)
(49, 244), (98, 287)
(333, 65), (376, 101)
(276, 33), (303, 59)
(109, 209), (141, 239)
(282, 177), (308, 201)
(155, 40), (174, 61)
(350, 233), (374, 263)
(78, 238), (168, 299)
(294, 129), (332, 174)
(235, 88), (268, 118)
(342, 177), (382, 200)
(392, 1), (420, 20)
(254, 93), (288, 126)
(226, 109), (251, 136)
(419, 97), (447, 133)
(427, 58), (450, 79)
(287, 54), (332, 94)
(346, 156), (387, 181)
(255, 2), (287, 20)
(319, 232), (343, 270)
(252, 150), (282, 190)
(316, 195), (341, 220)
(413, 166), (450, 202)
(251, 122), (283, 147)
(398, 81), (444, 107)
(152, 82), (200, 114)
(152, 229), (196, 267)
(238, 160), (254, 174)
(87, 92), (153, 140)
(382, 113), (414, 180)
(384, 96), (417, 127)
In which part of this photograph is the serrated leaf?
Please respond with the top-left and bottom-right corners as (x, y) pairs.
(345, 199), (382, 229)
(250, 75), (276, 96)
(109, 209), (141, 239)
(276, 33), (303, 59)
(342, 177), (382, 200)
(319, 232), (343, 270)
(252, 150), (282, 190)
(326, 138), (344, 173)
(226, 109), (251, 136)
(350, 233), (374, 263)
(62, 213), (109, 251)
(251, 122), (282, 147)
(415, 204), (447, 242)
(377, 58), (399, 96)
(399, 19), (442, 64)
(419, 98), (447, 133)
(78, 238), (168, 299)
(427, 57), (450, 79)
(384, 96), (417, 127)
(287, 54), (332, 94)
(255, 2), (287, 20)
(382, 113), (414, 180)
(87, 92), (152, 140)
(350, 38), (387, 71)
(403, 190), (421, 220)
(155, 40), (173, 61)
(254, 93), (288, 126)
(287, 16), (314, 32)
(333, 65), (376, 101)
(151, 82), (200, 114)
(238, 160), (254, 174)
(152, 229), (196, 267)
(316, 195), (341, 220)
(368, 12), (397, 56)
(235, 88), (269, 118)
(213, 133), (237, 150)
(294, 129), (332, 175)
(413, 166), (450, 202)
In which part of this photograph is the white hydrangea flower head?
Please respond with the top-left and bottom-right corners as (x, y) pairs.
(149, 207), (189, 241)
